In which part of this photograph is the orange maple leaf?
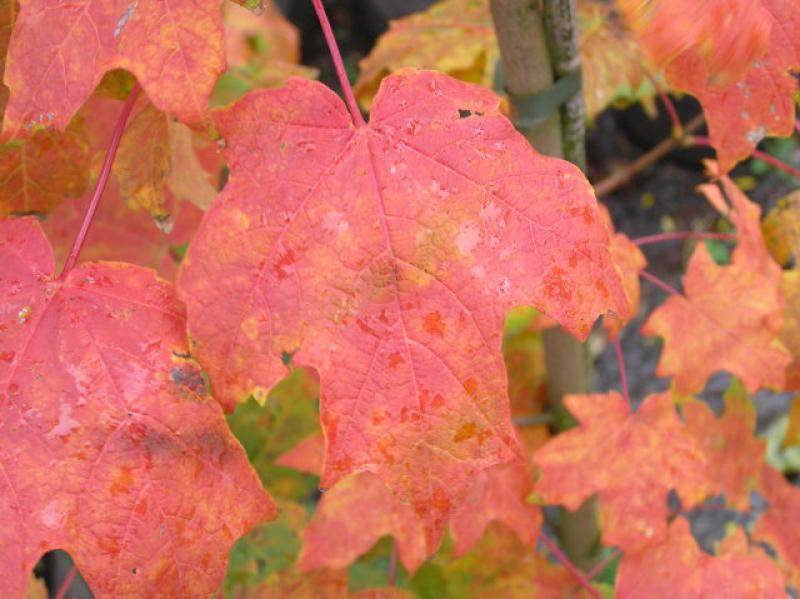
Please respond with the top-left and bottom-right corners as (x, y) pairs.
(450, 461), (541, 557)
(621, 0), (799, 171)
(752, 466), (800, 587)
(0, 218), (271, 597)
(178, 70), (627, 549)
(642, 174), (790, 393)
(533, 392), (708, 552)
(299, 471), (428, 574)
(616, 518), (785, 598)
(683, 384), (765, 510)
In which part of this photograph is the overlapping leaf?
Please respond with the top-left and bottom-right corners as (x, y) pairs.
(620, 0), (799, 171)
(617, 0), (771, 81)
(683, 383), (765, 510)
(42, 181), (202, 281)
(178, 70), (626, 548)
(762, 190), (800, 267)
(411, 523), (598, 598)
(449, 461), (541, 557)
(212, 1), (317, 107)
(0, 218), (272, 597)
(502, 307), (550, 456)
(2, 0), (226, 137)
(226, 367), (321, 500)
(616, 518), (784, 598)
(355, 0), (652, 119)
(300, 471), (428, 574)
(752, 466), (800, 586)
(533, 392), (708, 552)
(0, 117), (89, 214)
(780, 270), (800, 390)
(642, 175), (789, 393)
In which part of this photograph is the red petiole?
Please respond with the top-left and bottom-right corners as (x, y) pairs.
(58, 83), (142, 281)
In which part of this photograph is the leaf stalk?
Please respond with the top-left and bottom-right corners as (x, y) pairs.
(58, 83), (141, 280)
(310, 0), (365, 127)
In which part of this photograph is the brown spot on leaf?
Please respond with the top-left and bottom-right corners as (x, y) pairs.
(463, 377), (478, 397)
(423, 311), (445, 336)
(387, 351), (404, 368)
(453, 422), (476, 442)
(110, 467), (134, 494)
(274, 249), (295, 280)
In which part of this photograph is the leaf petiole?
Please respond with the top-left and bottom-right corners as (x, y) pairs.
(309, 0), (365, 127)
(58, 83), (142, 281)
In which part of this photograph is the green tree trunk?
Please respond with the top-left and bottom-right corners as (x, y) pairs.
(489, 0), (599, 570)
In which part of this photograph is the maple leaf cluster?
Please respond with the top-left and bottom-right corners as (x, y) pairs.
(1, 0), (800, 596)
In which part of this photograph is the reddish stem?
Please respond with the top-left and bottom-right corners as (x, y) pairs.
(795, 119), (800, 136)
(585, 549), (621, 582)
(612, 338), (630, 404)
(538, 532), (602, 599)
(310, 0), (365, 127)
(387, 539), (398, 586)
(640, 270), (681, 296)
(54, 566), (77, 599)
(645, 71), (682, 136)
(58, 83), (142, 281)
(633, 231), (737, 246)
(692, 135), (800, 180)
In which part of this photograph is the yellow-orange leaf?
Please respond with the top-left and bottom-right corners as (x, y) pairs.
(356, 0), (649, 119)
(533, 392), (708, 552)
(0, 117), (89, 214)
(642, 175), (789, 393)
(762, 190), (800, 267)
(781, 270), (800, 390)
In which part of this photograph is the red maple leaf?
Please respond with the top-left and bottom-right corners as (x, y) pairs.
(0, 217), (271, 596)
(533, 392), (708, 552)
(2, 0), (226, 137)
(178, 70), (627, 549)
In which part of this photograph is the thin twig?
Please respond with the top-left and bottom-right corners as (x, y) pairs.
(387, 539), (398, 586)
(640, 270), (681, 296)
(633, 231), (737, 246)
(310, 0), (365, 127)
(58, 83), (141, 280)
(585, 549), (621, 581)
(645, 71), (682, 136)
(691, 135), (800, 180)
(53, 566), (77, 599)
(612, 337), (630, 404)
(513, 413), (553, 427)
(593, 114), (705, 198)
(538, 532), (602, 599)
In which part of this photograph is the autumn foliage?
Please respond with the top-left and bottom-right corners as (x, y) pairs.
(1, 0), (799, 597)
